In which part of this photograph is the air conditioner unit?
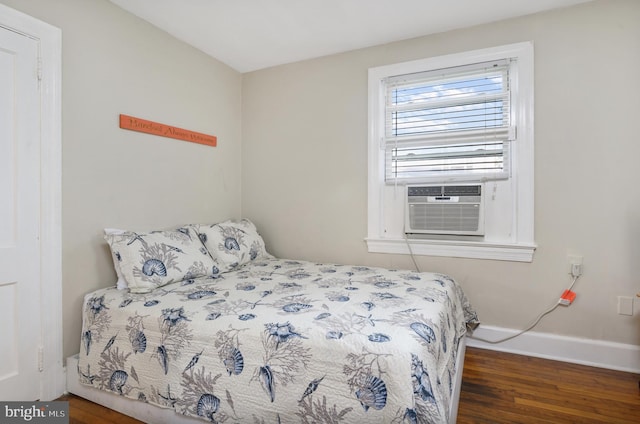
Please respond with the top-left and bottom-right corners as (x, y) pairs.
(405, 185), (484, 236)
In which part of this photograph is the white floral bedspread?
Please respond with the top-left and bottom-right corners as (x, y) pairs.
(78, 258), (478, 423)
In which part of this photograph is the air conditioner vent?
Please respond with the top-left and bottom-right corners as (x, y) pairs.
(405, 185), (484, 236)
(408, 185), (482, 197)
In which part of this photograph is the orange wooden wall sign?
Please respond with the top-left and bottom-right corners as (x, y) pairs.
(119, 114), (217, 147)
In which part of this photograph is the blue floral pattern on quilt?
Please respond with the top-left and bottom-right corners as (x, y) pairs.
(78, 258), (478, 423)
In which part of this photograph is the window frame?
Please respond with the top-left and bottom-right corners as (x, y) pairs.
(366, 42), (536, 262)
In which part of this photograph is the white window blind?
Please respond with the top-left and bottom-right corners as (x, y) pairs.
(384, 59), (515, 183)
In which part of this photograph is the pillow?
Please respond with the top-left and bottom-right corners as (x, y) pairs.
(104, 228), (128, 290)
(104, 227), (222, 293)
(190, 218), (270, 273)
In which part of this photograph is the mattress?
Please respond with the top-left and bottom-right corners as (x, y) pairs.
(77, 257), (478, 423)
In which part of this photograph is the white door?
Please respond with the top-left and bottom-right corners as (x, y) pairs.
(0, 25), (42, 401)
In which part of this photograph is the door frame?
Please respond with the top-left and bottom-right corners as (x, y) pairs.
(0, 3), (63, 400)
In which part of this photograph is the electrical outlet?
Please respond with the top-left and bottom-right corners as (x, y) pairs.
(617, 296), (634, 316)
(568, 255), (583, 277)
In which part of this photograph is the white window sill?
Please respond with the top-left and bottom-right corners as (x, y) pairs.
(365, 237), (536, 262)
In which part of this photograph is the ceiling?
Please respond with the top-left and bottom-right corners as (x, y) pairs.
(109, 0), (592, 73)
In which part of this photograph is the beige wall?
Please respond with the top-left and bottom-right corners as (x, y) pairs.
(242, 0), (640, 346)
(3, 0), (639, 361)
(1, 0), (243, 359)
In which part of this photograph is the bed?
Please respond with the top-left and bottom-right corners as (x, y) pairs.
(68, 219), (478, 423)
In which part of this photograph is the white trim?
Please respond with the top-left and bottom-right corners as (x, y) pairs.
(367, 42), (535, 261)
(467, 325), (640, 373)
(366, 238), (536, 262)
(0, 3), (63, 401)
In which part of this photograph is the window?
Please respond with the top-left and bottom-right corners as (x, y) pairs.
(367, 43), (536, 262)
(385, 59), (513, 184)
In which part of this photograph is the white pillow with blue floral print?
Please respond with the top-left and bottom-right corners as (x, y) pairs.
(105, 227), (222, 293)
(189, 218), (271, 273)
(104, 228), (129, 290)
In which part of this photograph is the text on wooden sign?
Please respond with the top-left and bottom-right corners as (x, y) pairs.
(119, 114), (217, 147)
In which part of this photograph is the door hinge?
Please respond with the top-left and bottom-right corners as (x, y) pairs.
(36, 55), (42, 86)
(38, 346), (44, 372)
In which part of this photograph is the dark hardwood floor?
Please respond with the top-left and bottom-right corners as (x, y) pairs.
(60, 347), (640, 423)
(58, 393), (143, 424)
(458, 347), (640, 423)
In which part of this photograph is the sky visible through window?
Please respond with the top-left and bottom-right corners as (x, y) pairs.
(386, 68), (509, 180)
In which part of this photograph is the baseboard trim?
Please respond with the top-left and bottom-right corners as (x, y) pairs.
(466, 325), (640, 373)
